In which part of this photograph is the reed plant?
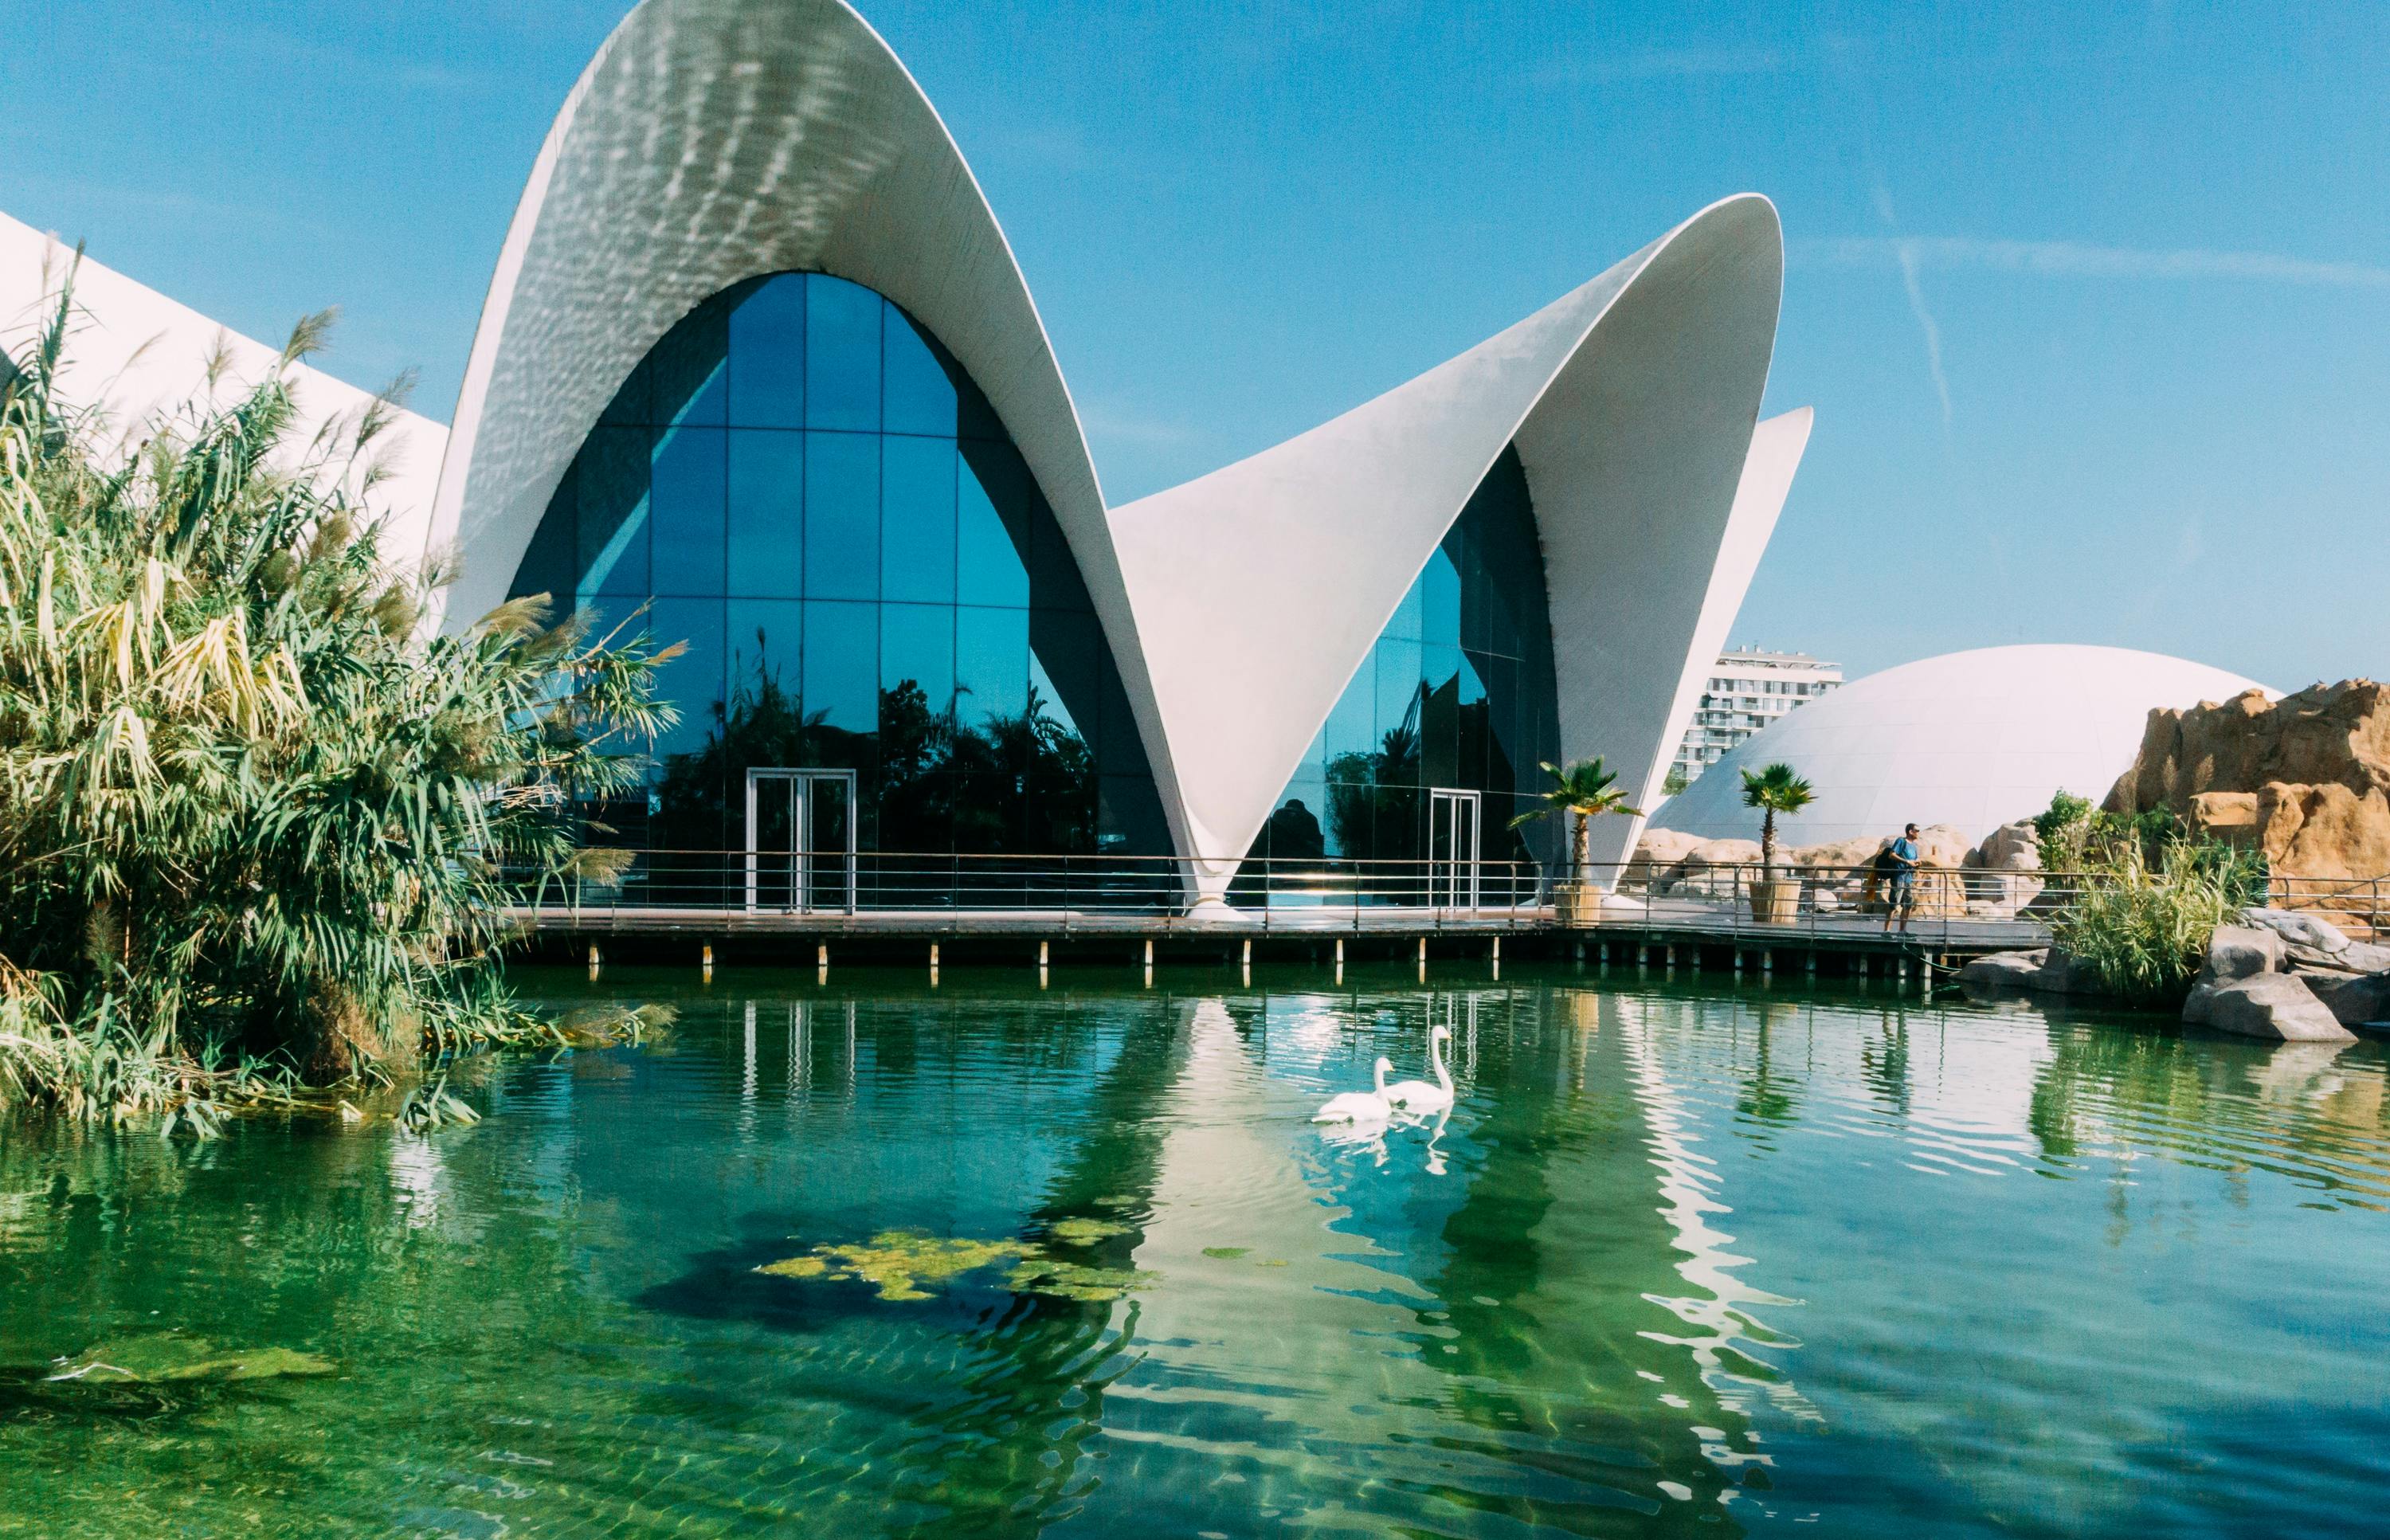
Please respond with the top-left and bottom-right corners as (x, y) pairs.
(2051, 837), (2242, 1005)
(0, 265), (672, 1121)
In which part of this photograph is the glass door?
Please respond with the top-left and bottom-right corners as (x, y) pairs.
(746, 769), (857, 914)
(1428, 788), (1481, 910)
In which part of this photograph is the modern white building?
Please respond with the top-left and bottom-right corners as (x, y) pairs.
(3, 0), (1816, 910)
(1650, 645), (2270, 848)
(1671, 647), (1842, 786)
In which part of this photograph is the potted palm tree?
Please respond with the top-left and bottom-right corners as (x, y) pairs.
(1741, 762), (1814, 923)
(1511, 758), (1643, 924)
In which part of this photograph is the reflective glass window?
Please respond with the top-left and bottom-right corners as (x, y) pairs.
(651, 300), (727, 427)
(505, 269), (1169, 864)
(880, 435), (957, 604)
(804, 600), (878, 738)
(1248, 445), (1559, 876)
(883, 307), (958, 437)
(805, 275), (881, 432)
(804, 432), (879, 602)
(955, 605), (1028, 728)
(726, 430), (803, 598)
(577, 427), (650, 600)
(728, 274), (805, 428)
(648, 427), (726, 597)
(956, 442), (1032, 608)
(645, 598), (724, 761)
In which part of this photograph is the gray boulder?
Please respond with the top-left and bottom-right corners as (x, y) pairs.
(2203, 924), (2284, 983)
(2029, 946), (2093, 994)
(2182, 973), (2357, 1043)
(2300, 970), (2390, 1029)
(1959, 950), (2046, 989)
(2239, 907), (2351, 955)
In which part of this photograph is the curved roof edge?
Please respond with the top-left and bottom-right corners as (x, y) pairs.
(427, 0), (1194, 852)
(1107, 195), (1789, 888)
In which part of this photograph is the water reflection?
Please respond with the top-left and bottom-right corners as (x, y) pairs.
(0, 976), (2386, 1537)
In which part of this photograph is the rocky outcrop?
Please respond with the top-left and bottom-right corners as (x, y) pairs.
(2106, 680), (2390, 935)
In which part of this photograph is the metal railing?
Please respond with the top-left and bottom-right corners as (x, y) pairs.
(504, 845), (2385, 946)
(1593, 858), (2090, 950)
(507, 848), (1547, 932)
(2267, 872), (2387, 941)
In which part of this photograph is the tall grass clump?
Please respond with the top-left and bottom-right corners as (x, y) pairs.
(2051, 838), (2245, 1006)
(0, 265), (672, 1120)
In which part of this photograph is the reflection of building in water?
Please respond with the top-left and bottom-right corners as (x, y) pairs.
(1609, 993), (1820, 1507)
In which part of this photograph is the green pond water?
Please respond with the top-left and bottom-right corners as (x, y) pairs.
(5, 969), (2390, 1538)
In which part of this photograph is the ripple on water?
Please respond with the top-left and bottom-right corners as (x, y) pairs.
(0, 974), (2387, 1536)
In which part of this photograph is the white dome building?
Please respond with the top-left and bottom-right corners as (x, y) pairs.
(1649, 645), (2270, 848)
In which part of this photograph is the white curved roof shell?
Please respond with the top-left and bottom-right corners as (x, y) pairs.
(419, 0), (1813, 888)
(1112, 197), (1800, 889)
(1651, 645), (2272, 847)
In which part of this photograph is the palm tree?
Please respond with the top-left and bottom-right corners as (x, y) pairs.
(1510, 758), (1643, 888)
(1739, 762), (1814, 876)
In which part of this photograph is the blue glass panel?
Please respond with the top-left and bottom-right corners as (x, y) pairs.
(649, 426), (726, 597)
(880, 436), (956, 604)
(1420, 645), (1463, 786)
(1421, 547), (1462, 648)
(651, 299), (727, 427)
(723, 598), (804, 718)
(879, 602), (954, 723)
(1029, 610), (1101, 739)
(1374, 638), (1424, 778)
(804, 600), (878, 737)
(1383, 567), (1425, 642)
(646, 598), (724, 761)
(577, 426), (650, 599)
(1264, 778), (1331, 860)
(804, 432), (880, 602)
(729, 274), (805, 429)
(955, 605), (1028, 727)
(1320, 648), (1377, 770)
(883, 305), (958, 437)
(804, 275), (881, 432)
(956, 442), (1031, 608)
(501, 267), (1173, 860)
(726, 430), (802, 598)
(1028, 652), (1083, 741)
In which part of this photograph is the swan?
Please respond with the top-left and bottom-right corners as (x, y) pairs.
(1314, 1056), (1395, 1123)
(1384, 1024), (1454, 1114)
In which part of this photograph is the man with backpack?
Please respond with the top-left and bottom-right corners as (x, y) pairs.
(1880, 823), (1922, 933)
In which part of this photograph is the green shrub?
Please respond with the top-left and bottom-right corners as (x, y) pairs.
(0, 272), (670, 1120)
(2051, 838), (2243, 1005)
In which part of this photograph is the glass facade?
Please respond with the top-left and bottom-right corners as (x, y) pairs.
(1243, 446), (1563, 879)
(507, 272), (1171, 861)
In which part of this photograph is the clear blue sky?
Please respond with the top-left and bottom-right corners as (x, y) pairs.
(3, 0), (2384, 688)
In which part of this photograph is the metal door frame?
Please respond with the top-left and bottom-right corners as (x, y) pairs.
(1427, 786), (1482, 910)
(744, 767), (859, 914)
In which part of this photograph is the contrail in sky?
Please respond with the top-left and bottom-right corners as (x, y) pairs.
(1797, 235), (2390, 288)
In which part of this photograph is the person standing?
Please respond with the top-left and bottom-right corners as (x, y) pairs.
(1882, 823), (1922, 934)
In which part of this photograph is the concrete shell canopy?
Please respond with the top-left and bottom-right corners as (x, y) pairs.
(1650, 644), (2273, 848)
(433, 0), (1812, 891)
(427, 0), (1197, 850)
(1109, 197), (1798, 895)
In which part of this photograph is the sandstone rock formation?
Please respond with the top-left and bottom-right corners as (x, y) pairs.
(2106, 680), (2390, 935)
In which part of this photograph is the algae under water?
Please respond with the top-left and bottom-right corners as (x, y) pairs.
(4, 967), (2390, 1536)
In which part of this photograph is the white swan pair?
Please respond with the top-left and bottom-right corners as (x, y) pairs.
(1312, 1025), (1454, 1123)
